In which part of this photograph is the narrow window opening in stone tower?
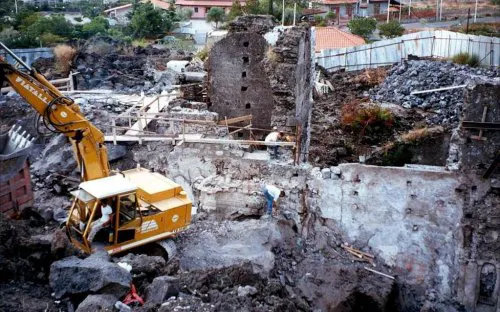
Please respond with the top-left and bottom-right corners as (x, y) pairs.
(242, 71), (247, 78)
(242, 56), (249, 64)
(241, 86), (248, 91)
(245, 103), (251, 109)
(243, 41), (249, 47)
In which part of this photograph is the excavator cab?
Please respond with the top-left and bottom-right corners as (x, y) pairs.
(1, 42), (192, 256)
(66, 168), (192, 256)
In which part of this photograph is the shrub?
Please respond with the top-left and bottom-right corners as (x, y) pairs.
(40, 33), (64, 46)
(451, 52), (469, 64)
(378, 20), (405, 38)
(347, 17), (377, 39)
(196, 46), (210, 61)
(314, 15), (324, 25)
(341, 101), (394, 138)
(227, 0), (243, 21)
(53, 44), (77, 74)
(451, 52), (481, 67)
(82, 16), (109, 38)
(382, 142), (413, 166)
(466, 54), (480, 67)
(325, 11), (336, 21)
(132, 38), (149, 47)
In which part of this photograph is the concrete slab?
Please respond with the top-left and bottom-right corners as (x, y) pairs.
(243, 151), (270, 161)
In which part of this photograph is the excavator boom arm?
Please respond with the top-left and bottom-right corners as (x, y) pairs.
(0, 42), (110, 181)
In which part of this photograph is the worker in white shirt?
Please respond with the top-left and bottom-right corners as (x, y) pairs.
(265, 127), (283, 159)
(262, 184), (285, 216)
(87, 201), (113, 242)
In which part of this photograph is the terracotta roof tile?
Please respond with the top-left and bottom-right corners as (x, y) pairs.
(315, 27), (365, 52)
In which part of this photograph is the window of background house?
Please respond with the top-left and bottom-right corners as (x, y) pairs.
(194, 7), (199, 12)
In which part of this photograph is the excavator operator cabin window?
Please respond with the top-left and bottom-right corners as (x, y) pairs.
(119, 194), (136, 226)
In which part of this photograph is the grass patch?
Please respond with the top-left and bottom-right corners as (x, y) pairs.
(451, 52), (481, 67)
(401, 126), (444, 143)
(341, 101), (394, 137)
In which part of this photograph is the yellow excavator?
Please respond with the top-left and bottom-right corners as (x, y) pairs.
(0, 42), (191, 258)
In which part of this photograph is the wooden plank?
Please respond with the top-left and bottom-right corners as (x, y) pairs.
(471, 106), (488, 141)
(410, 84), (467, 95)
(364, 267), (395, 280)
(125, 94), (176, 136)
(181, 137), (295, 146)
(461, 121), (500, 130)
(104, 135), (174, 143)
(217, 115), (252, 125)
(1, 77), (70, 94)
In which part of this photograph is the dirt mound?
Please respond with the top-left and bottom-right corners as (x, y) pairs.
(73, 36), (188, 93)
(309, 68), (425, 167)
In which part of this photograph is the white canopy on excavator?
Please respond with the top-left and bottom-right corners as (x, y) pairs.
(76, 174), (138, 200)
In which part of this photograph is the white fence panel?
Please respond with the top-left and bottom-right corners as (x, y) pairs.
(317, 30), (500, 71)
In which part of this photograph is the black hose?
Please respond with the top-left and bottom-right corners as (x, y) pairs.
(42, 96), (76, 134)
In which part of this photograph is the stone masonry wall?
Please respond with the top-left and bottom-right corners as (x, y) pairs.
(134, 141), (470, 308)
(207, 31), (275, 129)
(207, 16), (313, 159)
(265, 26), (313, 162)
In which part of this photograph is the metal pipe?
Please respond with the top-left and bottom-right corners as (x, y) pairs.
(473, 0), (478, 23)
(0, 41), (32, 71)
(386, 0), (390, 22)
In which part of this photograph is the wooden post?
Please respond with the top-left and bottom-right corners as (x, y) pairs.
(69, 71), (74, 91)
(112, 117), (117, 145)
(224, 116), (229, 136)
(295, 125), (302, 165)
(182, 119), (186, 141)
(136, 112), (143, 145)
(490, 40), (494, 68)
(430, 36), (435, 57)
(369, 45), (372, 68)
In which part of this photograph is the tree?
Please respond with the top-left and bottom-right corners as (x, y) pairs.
(227, 0), (243, 21)
(244, 0), (262, 14)
(129, 3), (175, 38)
(378, 20), (404, 38)
(206, 7), (225, 29)
(347, 17), (377, 39)
(82, 16), (110, 38)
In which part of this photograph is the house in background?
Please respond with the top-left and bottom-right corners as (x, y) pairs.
(104, 0), (171, 25)
(175, 0), (245, 19)
(311, 0), (401, 19)
(358, 0), (401, 17)
(311, 0), (358, 19)
(314, 26), (365, 54)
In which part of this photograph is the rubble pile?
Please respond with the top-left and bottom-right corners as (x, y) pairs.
(371, 60), (499, 125)
(73, 37), (185, 93)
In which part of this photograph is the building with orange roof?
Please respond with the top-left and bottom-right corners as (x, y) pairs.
(312, 0), (358, 19)
(314, 27), (365, 53)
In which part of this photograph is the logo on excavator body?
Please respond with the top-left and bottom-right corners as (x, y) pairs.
(172, 214), (179, 223)
(140, 220), (158, 233)
(15, 76), (49, 104)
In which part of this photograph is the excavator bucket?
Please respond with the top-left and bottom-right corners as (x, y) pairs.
(0, 125), (34, 183)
